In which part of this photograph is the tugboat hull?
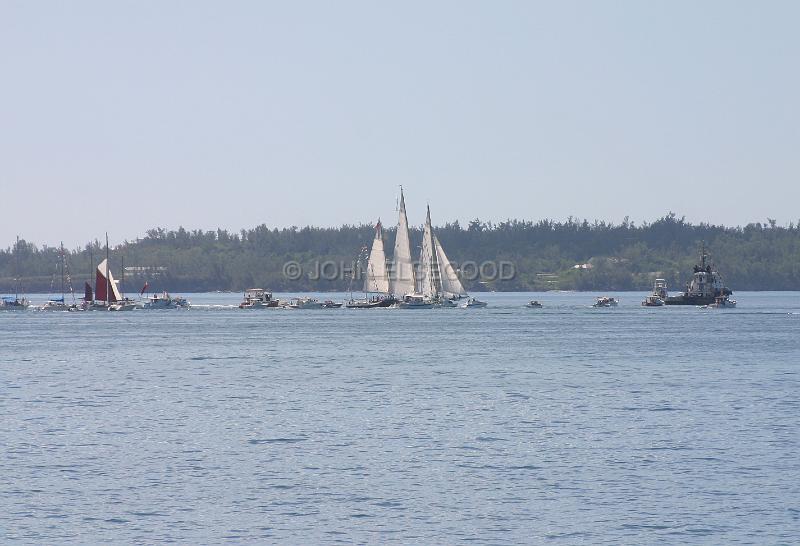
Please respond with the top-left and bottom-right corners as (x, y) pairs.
(664, 295), (717, 306)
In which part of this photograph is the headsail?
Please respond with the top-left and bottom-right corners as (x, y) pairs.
(434, 235), (467, 298)
(83, 281), (93, 302)
(390, 188), (416, 296)
(95, 258), (122, 303)
(364, 219), (390, 294)
(418, 205), (441, 298)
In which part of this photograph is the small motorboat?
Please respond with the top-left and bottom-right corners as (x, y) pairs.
(142, 291), (188, 309)
(321, 300), (343, 308)
(40, 297), (79, 312)
(642, 279), (667, 306)
(239, 289), (280, 309)
(593, 296), (619, 308)
(526, 300), (543, 308)
(108, 299), (138, 311)
(641, 295), (664, 307)
(0, 296), (29, 311)
(462, 297), (488, 308)
(395, 294), (433, 309)
(703, 296), (737, 309)
(287, 297), (325, 310)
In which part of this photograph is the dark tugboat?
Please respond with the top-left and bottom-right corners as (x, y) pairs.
(664, 244), (733, 306)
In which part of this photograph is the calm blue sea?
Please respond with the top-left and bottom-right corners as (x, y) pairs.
(2, 291), (799, 544)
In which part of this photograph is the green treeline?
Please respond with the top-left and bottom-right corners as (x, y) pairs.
(3, 213), (800, 293)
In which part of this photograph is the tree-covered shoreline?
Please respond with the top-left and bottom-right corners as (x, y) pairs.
(3, 214), (800, 294)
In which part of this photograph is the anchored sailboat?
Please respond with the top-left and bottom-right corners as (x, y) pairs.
(41, 242), (78, 311)
(1, 236), (29, 311)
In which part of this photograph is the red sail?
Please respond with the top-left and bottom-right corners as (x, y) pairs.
(95, 259), (120, 302)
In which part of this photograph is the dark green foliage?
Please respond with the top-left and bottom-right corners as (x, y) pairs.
(3, 213), (800, 293)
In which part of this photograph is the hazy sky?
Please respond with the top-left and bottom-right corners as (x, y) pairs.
(2, 1), (798, 249)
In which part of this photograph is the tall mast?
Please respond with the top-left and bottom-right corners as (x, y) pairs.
(14, 235), (19, 301)
(121, 254), (125, 299)
(105, 233), (110, 306)
(60, 241), (65, 300)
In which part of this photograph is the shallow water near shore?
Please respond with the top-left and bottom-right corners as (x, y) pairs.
(2, 291), (799, 543)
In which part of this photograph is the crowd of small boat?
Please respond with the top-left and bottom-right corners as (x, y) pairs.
(3, 210), (738, 313)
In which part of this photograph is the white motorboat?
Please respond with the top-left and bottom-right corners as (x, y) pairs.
(142, 291), (188, 309)
(239, 289), (279, 309)
(526, 300), (543, 308)
(641, 295), (664, 307)
(40, 297), (79, 312)
(642, 278), (667, 306)
(395, 294), (433, 309)
(462, 297), (488, 308)
(703, 296), (737, 309)
(593, 296), (619, 308)
(287, 297), (325, 309)
(108, 300), (138, 311)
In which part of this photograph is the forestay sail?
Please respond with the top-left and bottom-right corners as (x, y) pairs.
(95, 258), (122, 303)
(390, 189), (416, 296)
(418, 205), (441, 298)
(434, 235), (467, 298)
(364, 220), (390, 294)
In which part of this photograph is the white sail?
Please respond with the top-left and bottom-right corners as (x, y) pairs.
(418, 205), (441, 298)
(364, 220), (390, 294)
(434, 235), (467, 298)
(390, 188), (416, 296)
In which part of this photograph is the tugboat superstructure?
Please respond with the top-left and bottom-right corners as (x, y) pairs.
(664, 245), (733, 306)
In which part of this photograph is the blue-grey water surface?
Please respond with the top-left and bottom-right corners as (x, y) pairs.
(2, 291), (799, 544)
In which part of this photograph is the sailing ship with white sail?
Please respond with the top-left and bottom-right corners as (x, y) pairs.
(346, 219), (397, 308)
(416, 204), (468, 306)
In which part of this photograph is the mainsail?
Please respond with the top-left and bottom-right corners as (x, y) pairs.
(418, 205), (441, 298)
(390, 188), (416, 296)
(364, 220), (390, 294)
(434, 235), (467, 298)
(95, 258), (122, 303)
